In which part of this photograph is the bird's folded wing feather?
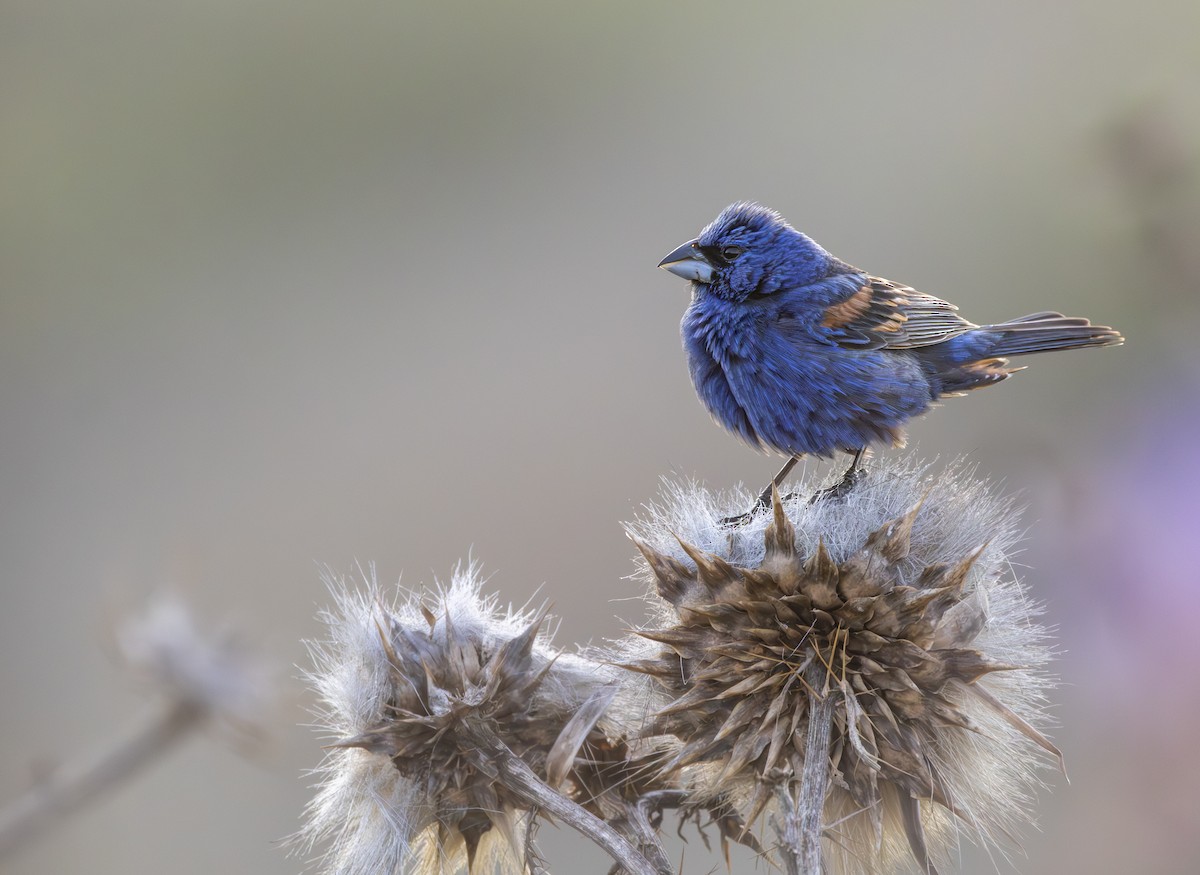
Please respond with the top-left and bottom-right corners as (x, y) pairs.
(819, 277), (976, 350)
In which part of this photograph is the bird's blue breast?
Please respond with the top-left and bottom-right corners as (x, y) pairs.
(682, 294), (765, 449)
(681, 286), (934, 457)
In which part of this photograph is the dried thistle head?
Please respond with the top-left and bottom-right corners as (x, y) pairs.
(623, 458), (1059, 874)
(117, 592), (273, 738)
(297, 564), (630, 875)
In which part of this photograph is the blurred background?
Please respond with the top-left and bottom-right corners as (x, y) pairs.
(2, 1), (1198, 872)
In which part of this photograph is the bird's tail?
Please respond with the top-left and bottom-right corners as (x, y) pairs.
(978, 311), (1124, 357)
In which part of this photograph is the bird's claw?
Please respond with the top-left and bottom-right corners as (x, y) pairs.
(718, 511), (755, 529)
(719, 490), (799, 528)
(809, 463), (867, 504)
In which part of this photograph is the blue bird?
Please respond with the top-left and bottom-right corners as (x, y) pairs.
(659, 202), (1123, 512)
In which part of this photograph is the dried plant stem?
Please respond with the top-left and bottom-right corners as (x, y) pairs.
(472, 725), (668, 875)
(779, 661), (835, 875)
(625, 793), (678, 875)
(0, 700), (204, 861)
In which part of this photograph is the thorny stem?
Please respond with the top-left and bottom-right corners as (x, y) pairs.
(624, 794), (678, 875)
(0, 699), (205, 861)
(780, 661), (836, 875)
(472, 725), (669, 875)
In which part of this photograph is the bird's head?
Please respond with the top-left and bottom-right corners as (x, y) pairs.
(658, 202), (838, 301)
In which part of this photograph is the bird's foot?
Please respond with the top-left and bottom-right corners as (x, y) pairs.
(808, 463), (867, 505)
(720, 456), (801, 528)
(719, 489), (799, 528)
(718, 510), (755, 529)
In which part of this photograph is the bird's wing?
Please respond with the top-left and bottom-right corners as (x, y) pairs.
(818, 277), (976, 350)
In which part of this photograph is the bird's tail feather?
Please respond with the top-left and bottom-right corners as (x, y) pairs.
(980, 312), (1124, 357)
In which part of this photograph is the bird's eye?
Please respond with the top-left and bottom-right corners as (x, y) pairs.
(721, 245), (745, 261)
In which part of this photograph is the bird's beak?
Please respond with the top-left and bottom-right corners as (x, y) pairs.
(658, 239), (715, 283)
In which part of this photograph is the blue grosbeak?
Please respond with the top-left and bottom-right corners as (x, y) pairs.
(659, 202), (1123, 510)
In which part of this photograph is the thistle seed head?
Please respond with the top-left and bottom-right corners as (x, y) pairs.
(298, 564), (625, 875)
(117, 592), (273, 736)
(623, 458), (1059, 874)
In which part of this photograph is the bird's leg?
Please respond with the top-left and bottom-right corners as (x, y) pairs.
(759, 455), (800, 507)
(719, 456), (799, 528)
(809, 447), (869, 504)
